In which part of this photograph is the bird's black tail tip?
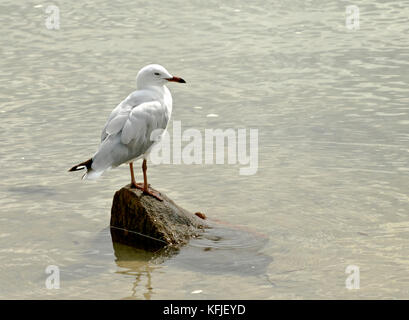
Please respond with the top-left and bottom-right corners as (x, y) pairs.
(68, 158), (93, 172)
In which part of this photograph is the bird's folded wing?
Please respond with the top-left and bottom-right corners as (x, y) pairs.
(105, 108), (131, 136)
(100, 105), (129, 142)
(121, 101), (164, 145)
(100, 90), (155, 142)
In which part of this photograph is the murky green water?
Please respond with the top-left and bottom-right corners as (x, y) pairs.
(0, 0), (408, 299)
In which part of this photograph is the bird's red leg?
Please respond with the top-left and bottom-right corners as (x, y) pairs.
(129, 162), (138, 188)
(142, 159), (148, 191)
(141, 159), (162, 201)
(129, 161), (146, 189)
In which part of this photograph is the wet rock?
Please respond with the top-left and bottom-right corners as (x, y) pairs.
(110, 185), (208, 251)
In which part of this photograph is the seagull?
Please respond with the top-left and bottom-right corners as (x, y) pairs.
(69, 64), (186, 201)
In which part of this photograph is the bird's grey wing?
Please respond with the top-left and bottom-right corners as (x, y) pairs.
(92, 101), (169, 172)
(121, 101), (168, 146)
(104, 105), (131, 137)
(100, 104), (123, 142)
(100, 90), (155, 142)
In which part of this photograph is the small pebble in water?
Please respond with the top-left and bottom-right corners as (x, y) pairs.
(195, 212), (206, 220)
(191, 290), (203, 294)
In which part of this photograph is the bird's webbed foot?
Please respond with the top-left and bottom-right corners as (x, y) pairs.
(142, 188), (163, 201)
(130, 183), (162, 201)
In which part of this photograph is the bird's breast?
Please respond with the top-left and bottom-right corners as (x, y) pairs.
(163, 85), (173, 116)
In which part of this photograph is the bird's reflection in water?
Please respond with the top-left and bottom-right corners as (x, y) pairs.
(110, 221), (272, 299)
(111, 240), (178, 300)
(112, 241), (154, 299)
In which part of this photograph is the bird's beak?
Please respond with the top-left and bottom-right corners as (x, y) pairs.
(166, 76), (186, 83)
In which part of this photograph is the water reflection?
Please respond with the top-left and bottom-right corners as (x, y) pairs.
(110, 219), (272, 299)
(168, 221), (272, 276)
(112, 242), (157, 300)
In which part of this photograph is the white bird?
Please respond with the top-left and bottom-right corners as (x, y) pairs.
(69, 64), (186, 200)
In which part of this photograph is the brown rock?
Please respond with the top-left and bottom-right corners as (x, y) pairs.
(110, 185), (208, 251)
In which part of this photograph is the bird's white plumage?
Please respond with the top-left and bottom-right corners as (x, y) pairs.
(83, 65), (175, 179)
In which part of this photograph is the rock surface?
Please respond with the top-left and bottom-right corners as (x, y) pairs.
(110, 185), (208, 250)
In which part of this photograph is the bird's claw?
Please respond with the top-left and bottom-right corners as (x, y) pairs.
(130, 183), (162, 201)
(130, 182), (144, 189)
(142, 189), (163, 201)
(130, 182), (151, 189)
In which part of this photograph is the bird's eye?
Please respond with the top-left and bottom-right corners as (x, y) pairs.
(154, 72), (160, 76)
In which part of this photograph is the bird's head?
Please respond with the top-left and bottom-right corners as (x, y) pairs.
(136, 64), (186, 89)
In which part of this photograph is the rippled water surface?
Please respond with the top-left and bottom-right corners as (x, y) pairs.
(0, 0), (408, 299)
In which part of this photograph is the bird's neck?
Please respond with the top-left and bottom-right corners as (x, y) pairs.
(138, 85), (172, 107)
(137, 84), (166, 94)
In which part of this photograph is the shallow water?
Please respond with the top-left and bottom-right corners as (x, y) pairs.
(0, 0), (408, 299)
